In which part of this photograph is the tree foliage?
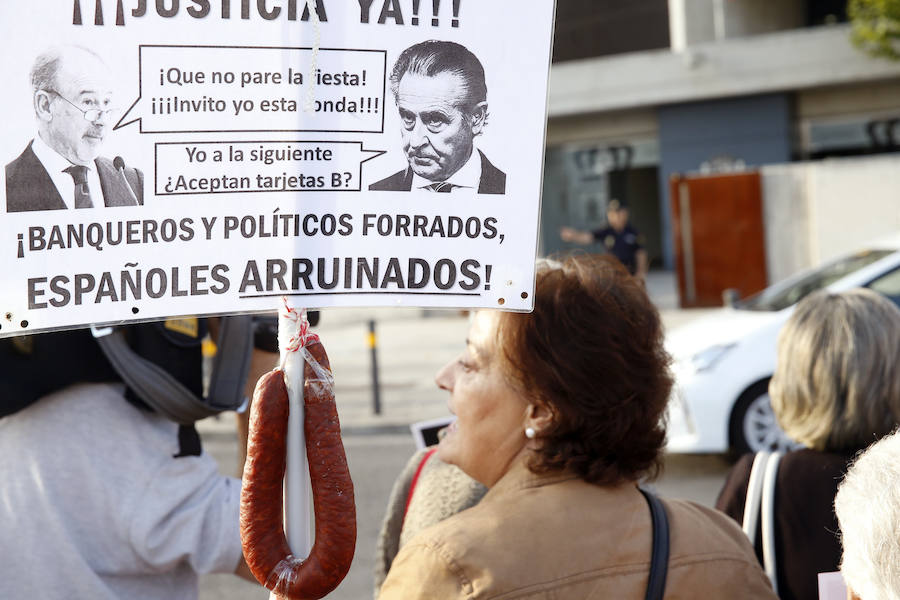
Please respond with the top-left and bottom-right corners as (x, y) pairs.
(849, 0), (900, 60)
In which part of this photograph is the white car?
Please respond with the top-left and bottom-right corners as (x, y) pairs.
(665, 235), (900, 455)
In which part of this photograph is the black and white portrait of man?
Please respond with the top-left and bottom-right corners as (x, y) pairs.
(369, 40), (506, 195)
(5, 45), (143, 213)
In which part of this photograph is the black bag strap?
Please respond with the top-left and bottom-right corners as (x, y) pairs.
(639, 487), (670, 600)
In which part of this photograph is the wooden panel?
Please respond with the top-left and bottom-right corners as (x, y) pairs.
(669, 172), (768, 308)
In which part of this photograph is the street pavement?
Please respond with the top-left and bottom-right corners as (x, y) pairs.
(197, 271), (729, 599)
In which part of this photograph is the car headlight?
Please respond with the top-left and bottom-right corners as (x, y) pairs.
(690, 343), (736, 373)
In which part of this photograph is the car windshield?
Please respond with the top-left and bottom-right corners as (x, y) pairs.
(740, 249), (894, 312)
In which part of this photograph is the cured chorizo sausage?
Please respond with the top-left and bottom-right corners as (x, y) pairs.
(240, 340), (356, 599)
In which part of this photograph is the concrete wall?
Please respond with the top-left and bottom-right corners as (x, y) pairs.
(549, 25), (900, 118)
(761, 154), (900, 282)
(719, 0), (805, 39)
(668, 0), (805, 49)
(668, 0), (717, 50)
(759, 165), (811, 284)
(546, 108), (658, 146)
(796, 80), (900, 121)
(804, 156), (900, 263)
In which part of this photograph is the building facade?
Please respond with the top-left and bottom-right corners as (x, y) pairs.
(544, 0), (900, 279)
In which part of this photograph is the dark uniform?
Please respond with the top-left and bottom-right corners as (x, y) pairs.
(591, 224), (644, 275)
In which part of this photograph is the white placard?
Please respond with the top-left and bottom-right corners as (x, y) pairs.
(0, 0), (556, 337)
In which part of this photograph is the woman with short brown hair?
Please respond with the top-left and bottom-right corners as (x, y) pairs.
(378, 254), (774, 599)
(493, 255), (672, 486)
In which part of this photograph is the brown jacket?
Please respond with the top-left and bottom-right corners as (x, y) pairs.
(378, 458), (776, 599)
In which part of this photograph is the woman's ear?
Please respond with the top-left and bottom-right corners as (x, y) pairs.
(525, 401), (554, 434)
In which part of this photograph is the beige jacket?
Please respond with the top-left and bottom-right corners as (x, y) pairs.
(378, 458), (776, 599)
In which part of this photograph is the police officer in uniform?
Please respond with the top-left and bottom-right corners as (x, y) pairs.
(560, 199), (649, 282)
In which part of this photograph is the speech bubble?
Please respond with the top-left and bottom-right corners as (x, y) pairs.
(155, 141), (386, 194)
(115, 45), (387, 133)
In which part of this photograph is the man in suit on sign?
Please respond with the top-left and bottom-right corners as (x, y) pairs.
(369, 40), (506, 195)
(6, 45), (142, 213)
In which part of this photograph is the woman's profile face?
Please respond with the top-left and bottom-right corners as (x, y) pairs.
(435, 311), (530, 487)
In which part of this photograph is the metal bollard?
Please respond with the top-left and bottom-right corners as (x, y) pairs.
(367, 319), (382, 415)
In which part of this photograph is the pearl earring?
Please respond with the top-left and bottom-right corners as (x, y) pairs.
(525, 427), (536, 439)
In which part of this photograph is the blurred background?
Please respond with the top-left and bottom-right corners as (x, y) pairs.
(545, 0), (897, 295)
(540, 0), (900, 459)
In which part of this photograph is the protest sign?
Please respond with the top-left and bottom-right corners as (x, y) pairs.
(0, 0), (556, 337)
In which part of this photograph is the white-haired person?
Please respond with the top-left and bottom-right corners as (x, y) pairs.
(834, 428), (900, 600)
(716, 289), (900, 600)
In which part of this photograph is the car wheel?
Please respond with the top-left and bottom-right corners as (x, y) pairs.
(728, 379), (801, 455)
